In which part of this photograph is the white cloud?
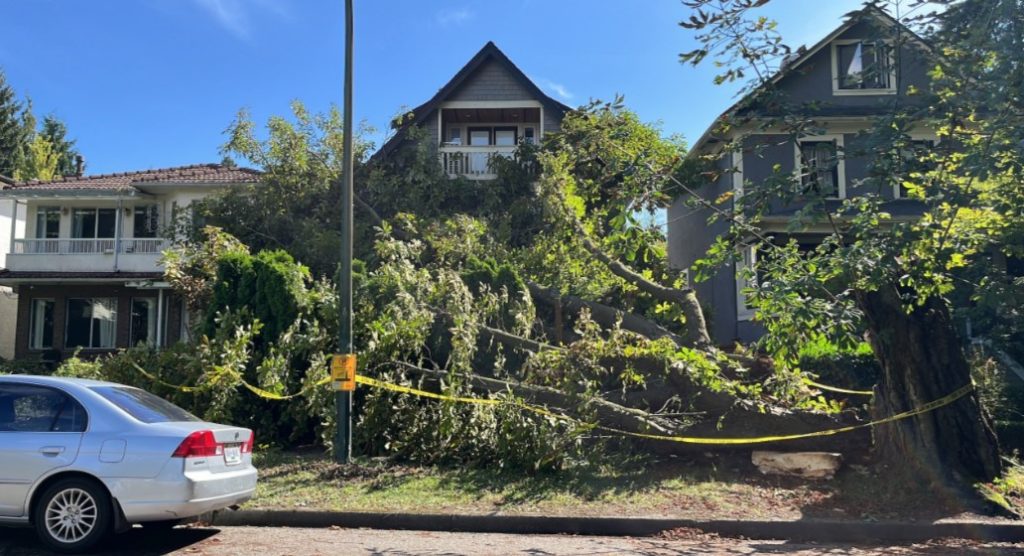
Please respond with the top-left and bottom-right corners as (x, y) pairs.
(540, 78), (573, 100)
(435, 7), (474, 27)
(192, 0), (288, 40)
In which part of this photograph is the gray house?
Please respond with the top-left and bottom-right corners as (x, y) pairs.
(375, 41), (570, 179)
(669, 7), (936, 344)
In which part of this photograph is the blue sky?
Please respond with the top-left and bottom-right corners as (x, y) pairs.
(2, 0), (865, 175)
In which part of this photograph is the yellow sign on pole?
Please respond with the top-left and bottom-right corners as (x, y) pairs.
(331, 354), (357, 391)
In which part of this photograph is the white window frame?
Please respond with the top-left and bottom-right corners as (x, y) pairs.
(29, 298), (55, 350)
(34, 207), (61, 239)
(893, 134), (939, 200)
(132, 204), (160, 239)
(731, 149), (744, 198)
(736, 244), (757, 322)
(522, 126), (536, 145)
(831, 39), (897, 96)
(445, 126), (462, 146)
(130, 297), (158, 348)
(71, 207), (118, 239)
(794, 134), (847, 200)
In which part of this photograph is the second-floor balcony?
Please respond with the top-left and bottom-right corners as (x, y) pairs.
(440, 145), (517, 179)
(7, 238), (168, 273)
(436, 104), (543, 179)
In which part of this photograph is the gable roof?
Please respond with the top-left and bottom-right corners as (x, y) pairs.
(689, 5), (934, 156)
(1, 163), (261, 194)
(374, 41), (572, 159)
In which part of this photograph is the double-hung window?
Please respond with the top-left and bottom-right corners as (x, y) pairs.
(834, 40), (895, 93)
(798, 138), (844, 198)
(66, 298), (117, 349)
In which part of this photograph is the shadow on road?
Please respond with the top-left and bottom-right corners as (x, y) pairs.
(0, 526), (219, 556)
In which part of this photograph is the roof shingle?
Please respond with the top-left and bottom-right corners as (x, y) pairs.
(7, 163), (261, 191)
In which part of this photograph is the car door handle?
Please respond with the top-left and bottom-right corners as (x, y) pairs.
(39, 446), (65, 456)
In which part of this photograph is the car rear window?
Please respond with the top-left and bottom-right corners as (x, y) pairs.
(91, 386), (200, 423)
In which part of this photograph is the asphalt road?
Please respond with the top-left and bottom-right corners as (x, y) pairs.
(0, 526), (1022, 555)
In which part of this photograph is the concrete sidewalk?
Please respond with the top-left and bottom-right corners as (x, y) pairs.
(210, 509), (1024, 543)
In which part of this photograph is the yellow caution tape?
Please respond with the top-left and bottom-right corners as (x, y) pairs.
(130, 362), (331, 400)
(130, 363), (200, 393)
(803, 378), (874, 397)
(237, 375), (331, 400)
(355, 375), (569, 421)
(355, 375), (499, 405)
(130, 362), (973, 446)
(356, 374), (975, 446)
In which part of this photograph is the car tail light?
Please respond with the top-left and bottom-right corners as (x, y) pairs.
(172, 430), (219, 458)
(241, 431), (255, 454)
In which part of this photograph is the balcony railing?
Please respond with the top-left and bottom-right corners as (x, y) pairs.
(13, 238), (167, 255)
(440, 145), (517, 178)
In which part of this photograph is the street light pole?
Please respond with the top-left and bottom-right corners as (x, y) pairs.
(334, 0), (355, 464)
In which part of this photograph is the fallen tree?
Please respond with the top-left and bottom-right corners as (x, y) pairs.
(177, 84), (904, 470)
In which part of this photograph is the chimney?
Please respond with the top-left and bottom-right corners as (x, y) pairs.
(74, 155), (85, 177)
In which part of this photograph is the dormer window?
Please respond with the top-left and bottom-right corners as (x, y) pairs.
(832, 40), (895, 94)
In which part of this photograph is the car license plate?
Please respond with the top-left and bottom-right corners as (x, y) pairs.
(224, 444), (242, 465)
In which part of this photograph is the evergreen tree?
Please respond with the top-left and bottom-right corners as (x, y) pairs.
(40, 115), (80, 176)
(0, 70), (26, 178)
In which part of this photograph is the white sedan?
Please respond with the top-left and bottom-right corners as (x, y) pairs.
(0, 375), (257, 553)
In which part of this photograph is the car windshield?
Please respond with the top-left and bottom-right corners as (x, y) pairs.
(91, 386), (200, 423)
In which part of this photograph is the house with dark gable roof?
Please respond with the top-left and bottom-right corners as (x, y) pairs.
(375, 41), (571, 179)
(0, 163), (260, 362)
(668, 7), (937, 345)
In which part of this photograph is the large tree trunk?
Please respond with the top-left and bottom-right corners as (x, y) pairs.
(856, 286), (1002, 484)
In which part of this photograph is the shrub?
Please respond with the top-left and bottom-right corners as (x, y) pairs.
(0, 357), (50, 375)
(797, 337), (880, 392)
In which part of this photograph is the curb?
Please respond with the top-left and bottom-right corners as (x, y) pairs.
(210, 510), (1024, 543)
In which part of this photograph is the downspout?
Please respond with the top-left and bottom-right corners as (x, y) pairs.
(113, 197), (122, 272)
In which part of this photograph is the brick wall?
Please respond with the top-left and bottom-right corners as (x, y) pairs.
(14, 284), (183, 361)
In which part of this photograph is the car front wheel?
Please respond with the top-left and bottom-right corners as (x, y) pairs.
(33, 478), (111, 553)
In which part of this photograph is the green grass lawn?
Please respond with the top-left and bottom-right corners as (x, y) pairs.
(247, 450), (981, 521)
